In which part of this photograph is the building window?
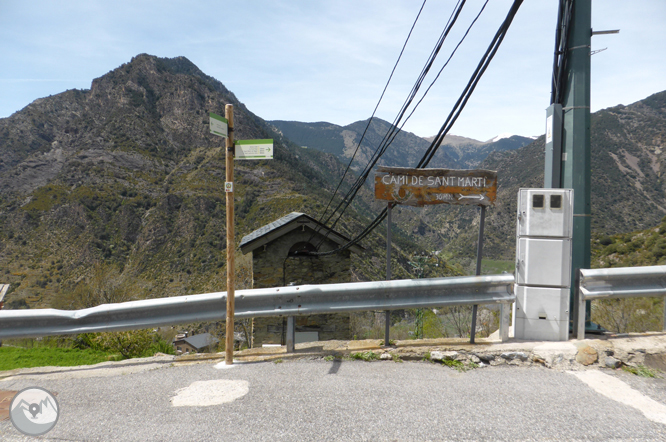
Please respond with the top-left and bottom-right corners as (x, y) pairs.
(288, 242), (317, 257)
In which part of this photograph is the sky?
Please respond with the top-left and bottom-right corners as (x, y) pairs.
(0, 1), (664, 142)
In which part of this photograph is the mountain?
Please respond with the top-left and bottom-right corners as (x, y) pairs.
(427, 134), (535, 168)
(411, 90), (666, 262)
(0, 54), (446, 309)
(269, 118), (458, 171)
(272, 118), (533, 173)
(591, 216), (666, 269)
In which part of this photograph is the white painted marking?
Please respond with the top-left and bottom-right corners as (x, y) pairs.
(214, 360), (245, 369)
(170, 380), (249, 407)
(570, 370), (666, 425)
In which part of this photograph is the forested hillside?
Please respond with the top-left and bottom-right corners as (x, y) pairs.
(0, 54), (448, 309)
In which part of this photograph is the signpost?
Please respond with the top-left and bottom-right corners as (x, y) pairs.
(375, 167), (497, 207)
(235, 139), (273, 160)
(209, 112), (228, 138)
(209, 110), (273, 365)
(375, 166), (497, 344)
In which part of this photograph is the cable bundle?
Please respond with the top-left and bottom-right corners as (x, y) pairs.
(311, 0), (524, 256)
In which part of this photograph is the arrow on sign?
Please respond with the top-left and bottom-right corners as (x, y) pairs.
(458, 195), (485, 201)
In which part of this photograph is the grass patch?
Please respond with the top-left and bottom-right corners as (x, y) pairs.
(0, 346), (115, 371)
(349, 351), (379, 362)
(481, 259), (515, 275)
(440, 358), (478, 372)
(622, 364), (660, 378)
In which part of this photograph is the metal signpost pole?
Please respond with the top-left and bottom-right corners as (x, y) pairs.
(470, 205), (486, 344)
(225, 104), (235, 365)
(385, 203), (392, 347)
(374, 167), (497, 344)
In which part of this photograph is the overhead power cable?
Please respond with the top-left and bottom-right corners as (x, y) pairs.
(311, 0), (524, 256)
(311, 0), (469, 249)
(550, 0), (573, 105)
(312, 0), (428, 241)
(418, 0), (523, 169)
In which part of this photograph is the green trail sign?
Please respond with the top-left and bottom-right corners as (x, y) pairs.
(235, 139), (273, 160)
(209, 112), (228, 138)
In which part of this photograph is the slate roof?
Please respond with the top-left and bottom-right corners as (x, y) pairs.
(239, 212), (364, 255)
(181, 333), (219, 350)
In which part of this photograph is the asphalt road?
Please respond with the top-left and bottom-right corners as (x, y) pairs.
(2, 358), (666, 441)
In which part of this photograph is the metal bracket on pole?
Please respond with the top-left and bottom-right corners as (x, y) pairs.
(545, 103), (563, 188)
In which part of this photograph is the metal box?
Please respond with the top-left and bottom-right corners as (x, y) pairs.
(514, 285), (569, 322)
(514, 188), (573, 342)
(514, 285), (569, 340)
(514, 316), (569, 342)
(516, 238), (571, 287)
(517, 188), (573, 238)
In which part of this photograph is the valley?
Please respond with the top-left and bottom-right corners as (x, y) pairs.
(1, 54), (665, 314)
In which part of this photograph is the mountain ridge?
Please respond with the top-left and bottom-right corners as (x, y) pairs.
(409, 89), (666, 262)
(0, 54), (446, 309)
(271, 118), (534, 170)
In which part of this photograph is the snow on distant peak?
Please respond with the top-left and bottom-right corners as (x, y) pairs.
(489, 133), (514, 143)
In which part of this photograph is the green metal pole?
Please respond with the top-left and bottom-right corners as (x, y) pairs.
(560, 0), (592, 331)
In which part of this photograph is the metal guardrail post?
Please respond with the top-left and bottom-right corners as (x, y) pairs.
(499, 303), (510, 342)
(575, 270), (585, 340)
(286, 316), (295, 353)
(578, 265), (666, 339)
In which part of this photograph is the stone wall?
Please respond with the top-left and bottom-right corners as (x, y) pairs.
(250, 226), (353, 346)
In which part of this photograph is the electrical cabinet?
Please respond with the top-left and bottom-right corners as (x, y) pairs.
(514, 285), (569, 341)
(514, 188), (573, 341)
(516, 238), (571, 287)
(516, 188), (573, 238)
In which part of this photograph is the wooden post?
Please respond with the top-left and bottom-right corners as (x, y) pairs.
(225, 104), (235, 365)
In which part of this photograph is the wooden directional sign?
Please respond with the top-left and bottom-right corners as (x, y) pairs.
(209, 112), (228, 138)
(375, 166), (497, 207)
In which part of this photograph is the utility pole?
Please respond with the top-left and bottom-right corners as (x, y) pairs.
(561, 0), (591, 329)
(547, 0), (617, 334)
(225, 104), (235, 365)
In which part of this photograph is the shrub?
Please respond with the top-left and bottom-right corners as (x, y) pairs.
(74, 329), (159, 359)
(599, 236), (613, 246)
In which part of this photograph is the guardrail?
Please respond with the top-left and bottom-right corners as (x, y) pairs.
(575, 266), (666, 339)
(0, 274), (515, 345)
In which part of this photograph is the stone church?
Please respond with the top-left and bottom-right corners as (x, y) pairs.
(239, 212), (363, 347)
